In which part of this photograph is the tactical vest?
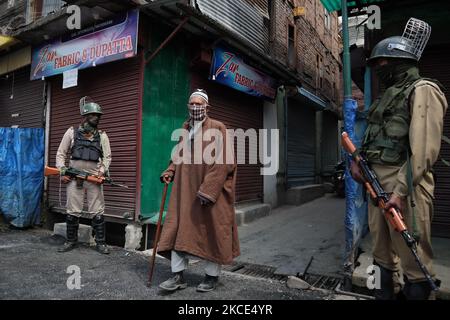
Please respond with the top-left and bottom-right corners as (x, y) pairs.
(362, 78), (436, 165)
(71, 128), (103, 162)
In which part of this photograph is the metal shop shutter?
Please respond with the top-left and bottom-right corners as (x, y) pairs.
(321, 111), (339, 178)
(0, 66), (45, 128)
(287, 98), (316, 187)
(47, 56), (142, 220)
(421, 45), (450, 238)
(191, 70), (264, 203)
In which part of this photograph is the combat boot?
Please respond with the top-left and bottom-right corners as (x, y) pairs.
(92, 215), (110, 255)
(403, 276), (433, 300)
(373, 262), (395, 300)
(58, 215), (79, 253)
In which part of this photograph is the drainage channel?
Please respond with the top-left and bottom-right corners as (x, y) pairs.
(223, 262), (375, 299)
(223, 262), (286, 281)
(302, 274), (343, 291)
(223, 262), (343, 291)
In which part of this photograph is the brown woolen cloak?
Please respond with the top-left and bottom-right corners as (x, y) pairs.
(158, 117), (240, 265)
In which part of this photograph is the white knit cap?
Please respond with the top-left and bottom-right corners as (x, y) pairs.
(190, 89), (209, 104)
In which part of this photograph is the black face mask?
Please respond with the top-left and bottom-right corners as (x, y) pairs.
(374, 63), (396, 87)
(373, 61), (418, 87)
(82, 114), (100, 132)
(81, 119), (99, 133)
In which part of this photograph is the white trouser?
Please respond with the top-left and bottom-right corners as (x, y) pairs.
(171, 250), (221, 277)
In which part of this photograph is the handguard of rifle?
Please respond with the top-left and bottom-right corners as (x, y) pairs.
(386, 207), (408, 233)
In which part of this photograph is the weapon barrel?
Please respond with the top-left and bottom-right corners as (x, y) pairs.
(409, 244), (438, 291)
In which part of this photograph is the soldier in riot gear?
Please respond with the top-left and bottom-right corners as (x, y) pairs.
(351, 18), (448, 300)
(56, 97), (112, 255)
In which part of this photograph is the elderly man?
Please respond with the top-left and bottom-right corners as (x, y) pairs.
(56, 97), (112, 255)
(158, 89), (240, 293)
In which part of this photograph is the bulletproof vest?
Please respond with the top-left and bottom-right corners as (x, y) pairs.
(71, 128), (103, 162)
(363, 77), (435, 165)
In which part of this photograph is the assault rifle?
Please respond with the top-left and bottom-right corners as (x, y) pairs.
(44, 166), (129, 189)
(342, 132), (438, 292)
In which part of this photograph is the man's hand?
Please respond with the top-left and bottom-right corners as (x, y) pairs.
(350, 161), (366, 184)
(198, 194), (213, 207)
(60, 175), (72, 184)
(385, 194), (406, 213)
(160, 172), (174, 184)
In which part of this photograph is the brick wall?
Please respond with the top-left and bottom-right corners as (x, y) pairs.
(271, 0), (342, 110)
(0, 0), (27, 34)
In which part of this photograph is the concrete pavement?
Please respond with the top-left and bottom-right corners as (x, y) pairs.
(237, 194), (346, 278)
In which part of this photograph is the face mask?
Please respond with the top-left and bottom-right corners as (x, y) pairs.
(81, 121), (96, 133)
(374, 64), (396, 87)
(189, 104), (207, 121)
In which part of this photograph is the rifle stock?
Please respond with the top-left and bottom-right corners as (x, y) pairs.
(44, 166), (61, 177)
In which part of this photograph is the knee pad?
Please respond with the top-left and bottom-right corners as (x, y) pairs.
(92, 214), (104, 224)
(67, 215), (79, 225)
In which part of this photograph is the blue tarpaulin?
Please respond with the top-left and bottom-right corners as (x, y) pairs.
(343, 68), (371, 274)
(0, 128), (45, 228)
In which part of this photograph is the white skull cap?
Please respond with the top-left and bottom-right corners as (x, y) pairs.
(190, 89), (209, 104)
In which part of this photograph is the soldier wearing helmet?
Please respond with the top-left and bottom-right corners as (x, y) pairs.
(55, 96), (112, 255)
(351, 19), (448, 300)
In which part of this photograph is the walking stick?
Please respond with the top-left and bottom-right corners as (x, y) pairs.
(147, 183), (169, 287)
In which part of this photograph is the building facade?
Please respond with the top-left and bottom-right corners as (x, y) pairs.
(0, 0), (343, 245)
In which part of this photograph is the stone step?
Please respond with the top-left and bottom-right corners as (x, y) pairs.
(53, 223), (95, 245)
(285, 184), (325, 206)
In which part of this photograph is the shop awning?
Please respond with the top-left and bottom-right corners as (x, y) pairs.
(321, 0), (387, 13)
(297, 86), (327, 110)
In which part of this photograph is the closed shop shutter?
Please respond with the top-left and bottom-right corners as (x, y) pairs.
(0, 66), (45, 128)
(321, 111), (339, 178)
(287, 99), (316, 187)
(191, 70), (264, 203)
(47, 56), (142, 220)
(420, 45), (450, 238)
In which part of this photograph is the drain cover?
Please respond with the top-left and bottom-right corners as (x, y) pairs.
(302, 274), (343, 291)
(223, 262), (287, 281)
(224, 262), (344, 291)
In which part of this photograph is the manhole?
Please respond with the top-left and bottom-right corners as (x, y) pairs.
(223, 262), (287, 281)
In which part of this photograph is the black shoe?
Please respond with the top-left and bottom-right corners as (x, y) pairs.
(197, 275), (219, 293)
(58, 242), (78, 253)
(403, 277), (433, 300)
(159, 273), (188, 292)
(95, 243), (110, 255)
(95, 243), (110, 254)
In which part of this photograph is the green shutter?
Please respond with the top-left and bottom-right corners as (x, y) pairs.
(140, 23), (191, 221)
